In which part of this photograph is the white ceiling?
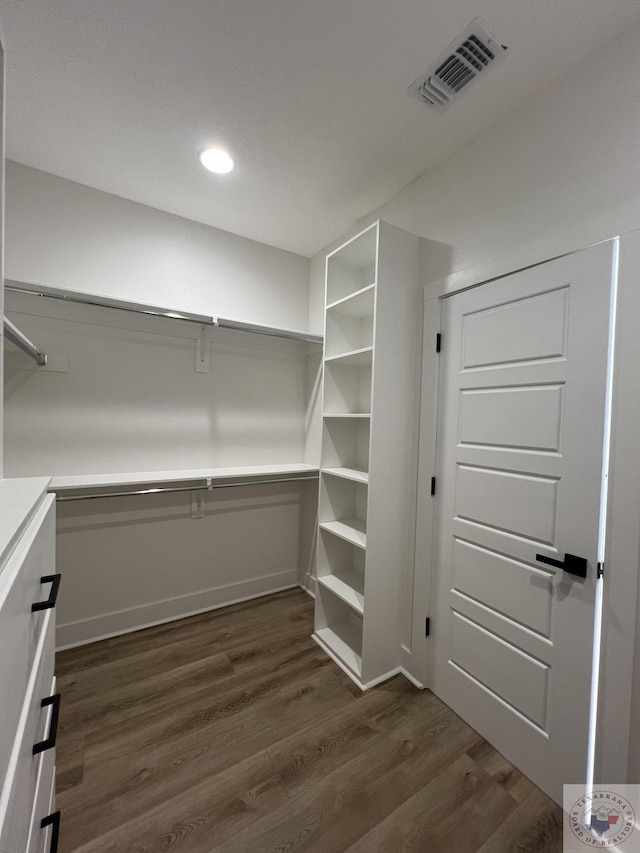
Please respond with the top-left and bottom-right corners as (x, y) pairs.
(2, 0), (639, 257)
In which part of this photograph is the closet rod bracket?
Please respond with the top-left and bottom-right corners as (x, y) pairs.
(4, 318), (48, 366)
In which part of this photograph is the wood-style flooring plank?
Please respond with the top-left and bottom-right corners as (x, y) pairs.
(55, 588), (563, 853)
(208, 702), (482, 852)
(344, 753), (514, 853)
(58, 652), (349, 849)
(467, 738), (535, 803)
(56, 588), (308, 675)
(477, 787), (563, 853)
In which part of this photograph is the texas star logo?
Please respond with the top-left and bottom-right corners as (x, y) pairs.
(570, 790), (636, 847)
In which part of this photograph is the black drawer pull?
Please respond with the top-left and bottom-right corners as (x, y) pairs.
(32, 574), (62, 612)
(41, 810), (61, 853)
(33, 693), (61, 755)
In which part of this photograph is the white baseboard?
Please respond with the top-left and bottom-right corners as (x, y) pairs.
(399, 667), (426, 690)
(56, 570), (298, 650)
(311, 632), (426, 692)
(299, 573), (316, 598)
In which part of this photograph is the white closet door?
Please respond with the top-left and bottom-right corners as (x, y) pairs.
(429, 242), (615, 803)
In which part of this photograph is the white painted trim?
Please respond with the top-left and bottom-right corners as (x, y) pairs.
(56, 572), (298, 649)
(361, 668), (405, 691)
(300, 575), (316, 597)
(399, 668), (426, 690)
(312, 631), (421, 692)
(596, 229), (640, 784)
(423, 231), (640, 302)
(312, 631), (364, 688)
(312, 631), (402, 691)
(407, 295), (442, 688)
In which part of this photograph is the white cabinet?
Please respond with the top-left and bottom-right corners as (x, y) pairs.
(313, 220), (423, 689)
(0, 480), (59, 853)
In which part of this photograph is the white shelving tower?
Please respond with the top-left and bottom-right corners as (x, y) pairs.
(313, 220), (423, 689)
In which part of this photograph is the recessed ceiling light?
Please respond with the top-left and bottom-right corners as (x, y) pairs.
(198, 147), (234, 174)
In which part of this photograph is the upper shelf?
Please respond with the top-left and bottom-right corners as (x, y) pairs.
(324, 346), (373, 367)
(5, 279), (323, 346)
(50, 463), (320, 493)
(326, 284), (375, 318)
(326, 223), (377, 305)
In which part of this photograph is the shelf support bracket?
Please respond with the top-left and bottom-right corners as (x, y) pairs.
(195, 324), (210, 373)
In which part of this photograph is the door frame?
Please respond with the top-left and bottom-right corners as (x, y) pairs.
(410, 230), (640, 785)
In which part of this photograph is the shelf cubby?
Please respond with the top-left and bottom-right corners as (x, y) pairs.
(326, 227), (377, 305)
(319, 473), (367, 525)
(324, 306), (374, 360)
(324, 347), (373, 367)
(317, 530), (365, 613)
(323, 359), (371, 415)
(326, 283), (375, 316)
(314, 587), (363, 677)
(322, 467), (368, 485)
(321, 417), (370, 473)
(318, 518), (366, 549)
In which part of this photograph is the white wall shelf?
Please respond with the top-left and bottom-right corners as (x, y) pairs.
(5, 279), (323, 346)
(314, 220), (423, 690)
(314, 619), (363, 678)
(49, 463), (319, 494)
(324, 347), (373, 367)
(318, 519), (367, 549)
(322, 414), (371, 419)
(325, 225), (377, 306)
(326, 284), (376, 316)
(317, 572), (364, 614)
(321, 467), (369, 485)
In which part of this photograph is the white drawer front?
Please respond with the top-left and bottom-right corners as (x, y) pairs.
(0, 612), (56, 853)
(26, 677), (57, 853)
(0, 496), (56, 794)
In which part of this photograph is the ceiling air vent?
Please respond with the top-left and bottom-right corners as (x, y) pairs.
(409, 20), (507, 110)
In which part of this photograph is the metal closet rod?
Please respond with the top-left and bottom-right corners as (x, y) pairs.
(5, 280), (323, 345)
(55, 474), (319, 502)
(3, 317), (48, 365)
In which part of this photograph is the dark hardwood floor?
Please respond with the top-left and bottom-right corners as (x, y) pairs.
(55, 588), (562, 852)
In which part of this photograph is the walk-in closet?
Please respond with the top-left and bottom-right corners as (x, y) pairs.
(3, 2), (640, 852)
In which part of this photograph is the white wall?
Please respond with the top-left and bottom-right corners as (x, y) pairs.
(55, 479), (317, 648)
(310, 20), (640, 316)
(4, 292), (315, 477)
(6, 162), (311, 330)
(3, 149), (319, 648)
(4, 292), (320, 645)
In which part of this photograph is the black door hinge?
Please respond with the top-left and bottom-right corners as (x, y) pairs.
(597, 562), (604, 579)
(425, 617), (431, 637)
(430, 477), (436, 496)
(436, 333), (441, 353)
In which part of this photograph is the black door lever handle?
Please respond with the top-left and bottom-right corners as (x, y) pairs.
(536, 552), (588, 578)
